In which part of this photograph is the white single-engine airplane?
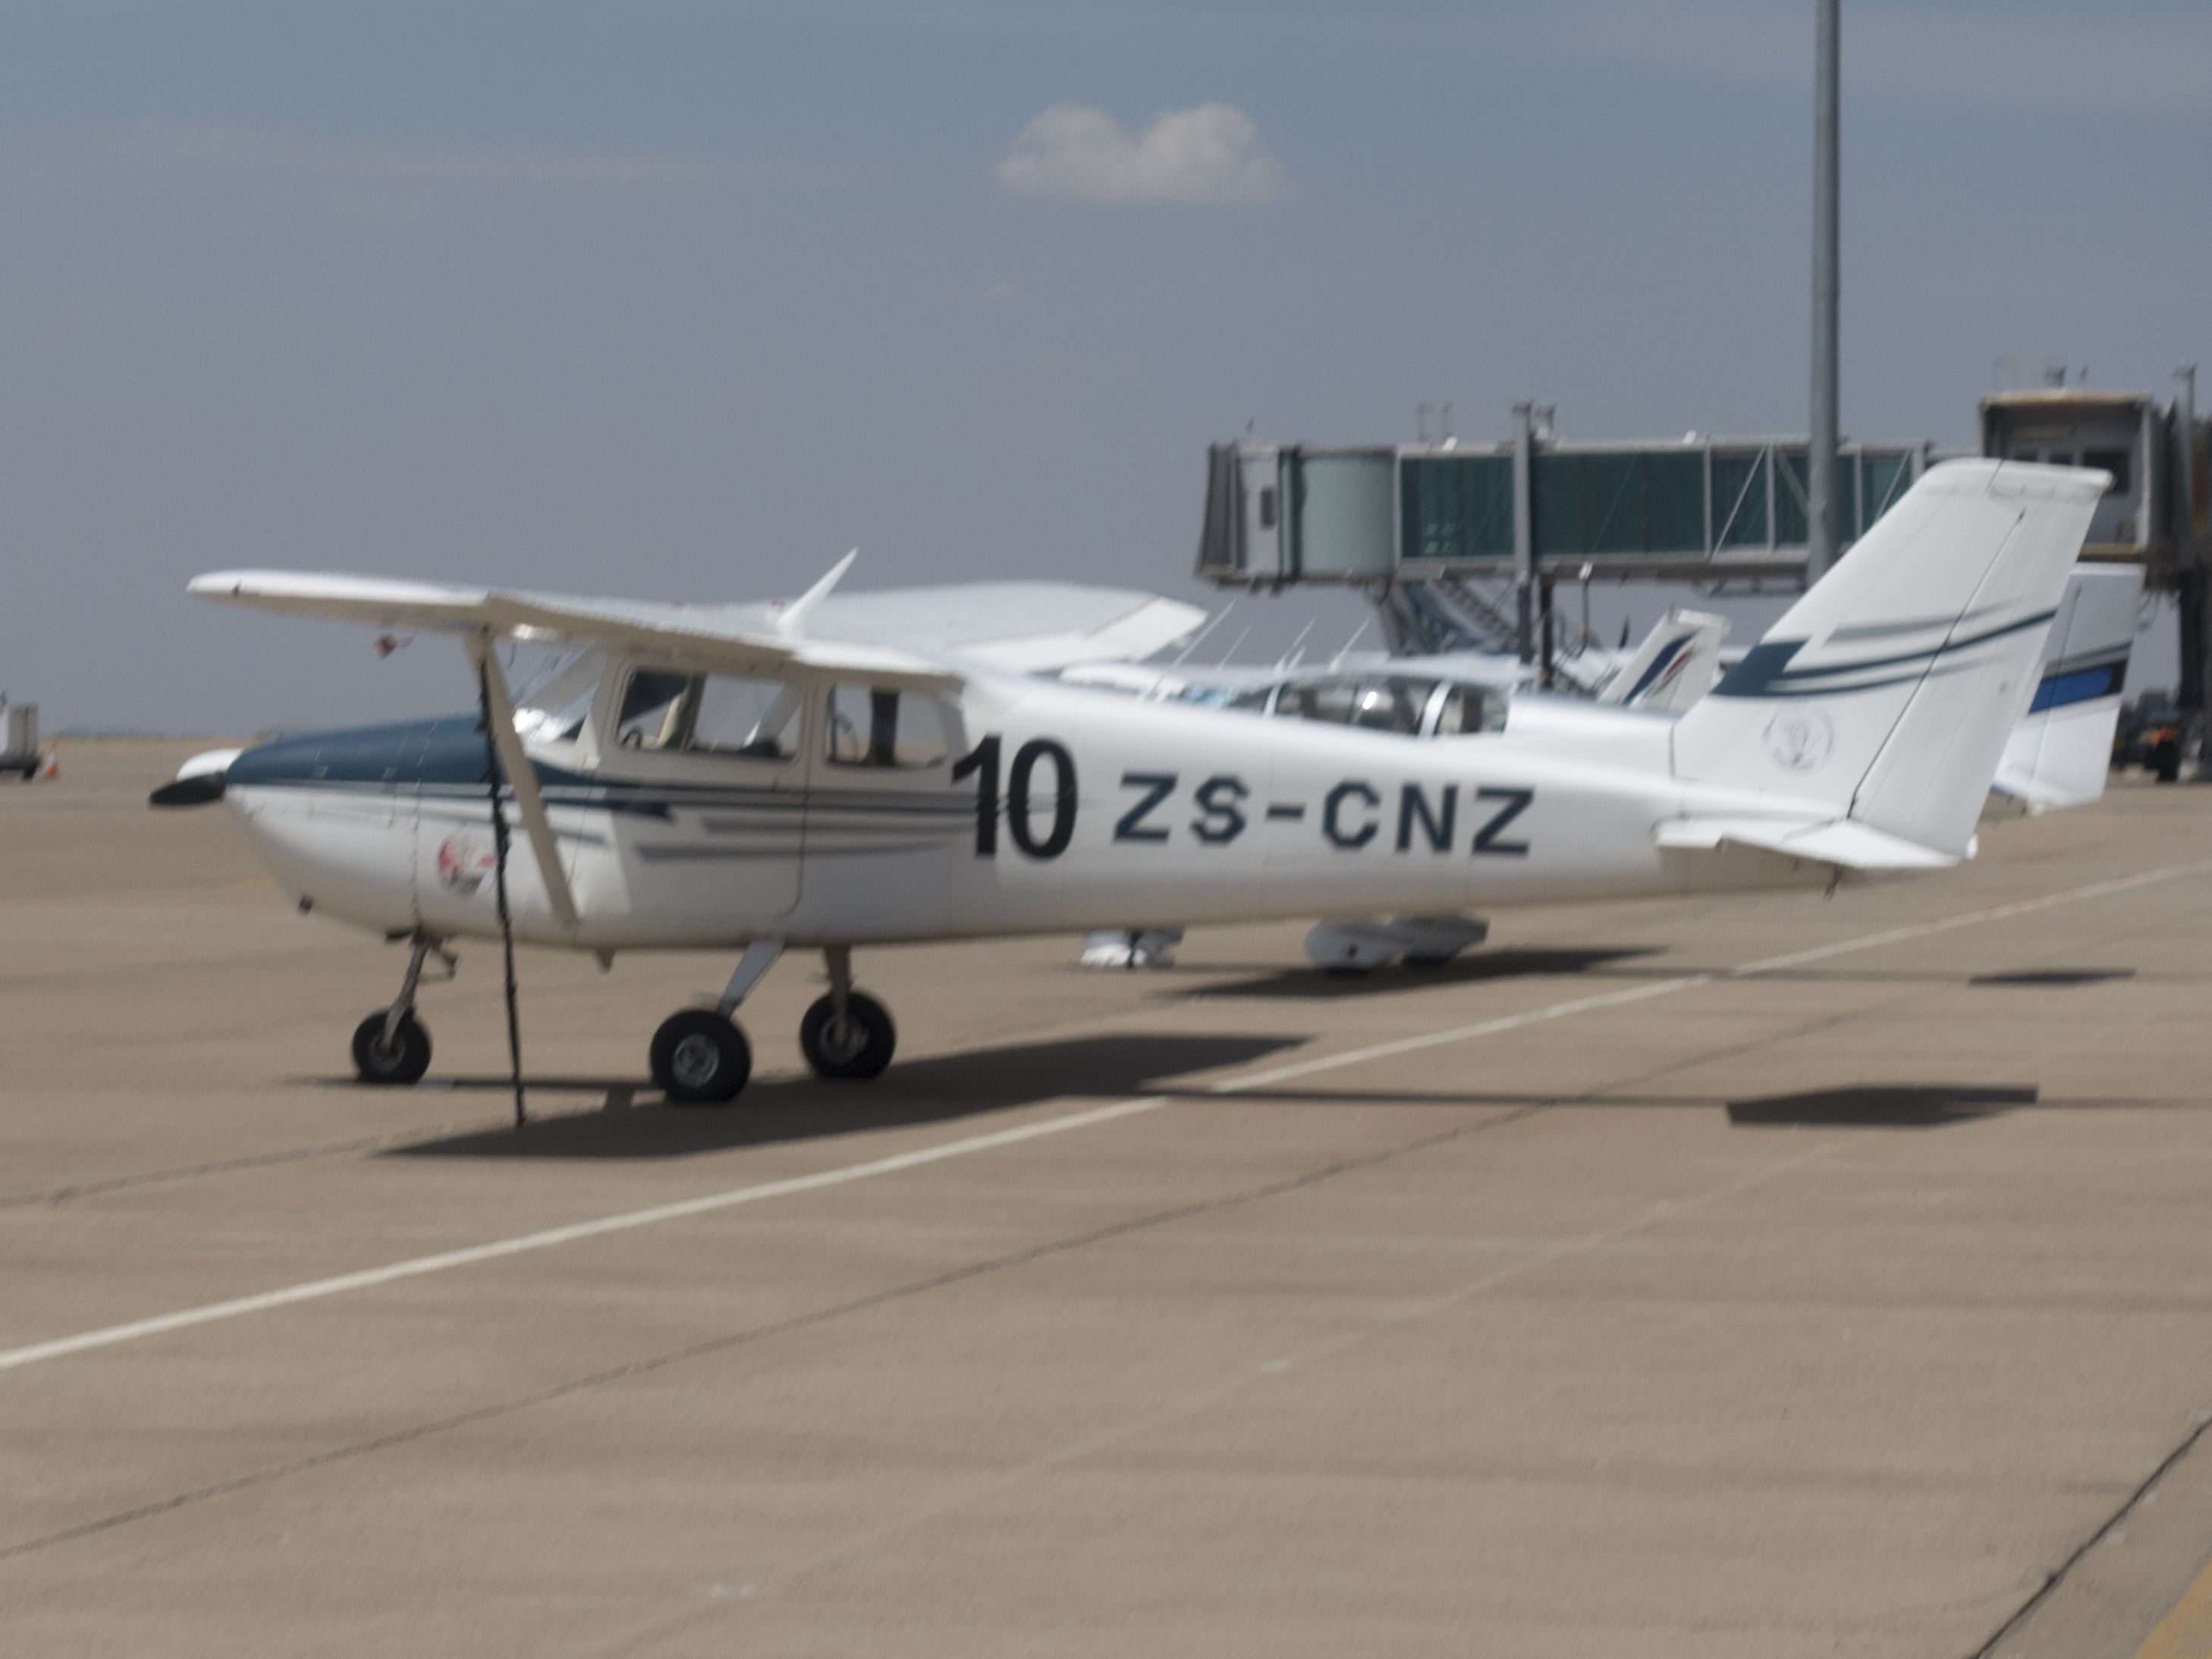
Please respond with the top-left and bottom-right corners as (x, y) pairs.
(157, 460), (2102, 1104)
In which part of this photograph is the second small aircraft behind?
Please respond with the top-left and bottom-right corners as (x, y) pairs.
(159, 459), (2105, 1103)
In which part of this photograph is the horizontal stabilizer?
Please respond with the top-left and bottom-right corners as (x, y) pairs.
(1656, 815), (1960, 871)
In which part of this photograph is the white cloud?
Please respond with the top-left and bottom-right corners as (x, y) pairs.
(996, 102), (1285, 205)
(99, 120), (772, 184)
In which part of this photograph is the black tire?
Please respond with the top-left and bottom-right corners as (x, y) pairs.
(650, 1009), (752, 1104)
(799, 991), (897, 1081)
(352, 1011), (432, 1086)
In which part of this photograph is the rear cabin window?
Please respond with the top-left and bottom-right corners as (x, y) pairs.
(824, 685), (951, 768)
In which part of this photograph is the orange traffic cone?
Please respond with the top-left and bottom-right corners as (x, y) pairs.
(39, 749), (58, 781)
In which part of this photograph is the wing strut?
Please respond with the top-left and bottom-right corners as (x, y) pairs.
(467, 636), (580, 932)
(471, 643), (529, 1129)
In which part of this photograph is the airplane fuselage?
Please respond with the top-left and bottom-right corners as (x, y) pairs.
(224, 668), (1823, 954)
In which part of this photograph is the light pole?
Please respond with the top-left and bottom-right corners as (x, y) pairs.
(1807, 0), (1841, 579)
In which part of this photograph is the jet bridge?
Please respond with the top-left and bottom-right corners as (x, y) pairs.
(1196, 426), (1934, 590)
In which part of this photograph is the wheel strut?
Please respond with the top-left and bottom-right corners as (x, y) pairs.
(382, 932), (454, 1046)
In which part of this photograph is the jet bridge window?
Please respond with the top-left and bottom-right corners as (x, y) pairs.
(824, 684), (951, 768)
(614, 670), (800, 761)
(2083, 448), (2132, 494)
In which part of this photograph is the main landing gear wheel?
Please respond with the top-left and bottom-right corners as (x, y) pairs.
(799, 991), (897, 1081)
(651, 1009), (753, 1105)
(351, 1011), (432, 1086)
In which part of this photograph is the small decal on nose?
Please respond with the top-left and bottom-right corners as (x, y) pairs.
(435, 835), (496, 896)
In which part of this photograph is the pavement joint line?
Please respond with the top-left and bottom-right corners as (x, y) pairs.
(1966, 1412), (2212, 1659)
(2, 856), (2204, 1378)
(0, 1098), (1554, 1567)
(599, 1089), (1859, 1654)
(0, 1000), (1192, 1213)
(0, 978), (1883, 1570)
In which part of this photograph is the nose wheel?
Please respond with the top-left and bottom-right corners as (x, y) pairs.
(350, 932), (450, 1086)
(352, 1010), (431, 1086)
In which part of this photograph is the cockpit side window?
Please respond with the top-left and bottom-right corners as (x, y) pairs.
(1274, 678), (1360, 725)
(1273, 675), (1433, 735)
(1434, 683), (1507, 736)
(614, 670), (800, 761)
(690, 675), (803, 759)
(1351, 677), (1436, 734)
(615, 671), (694, 751)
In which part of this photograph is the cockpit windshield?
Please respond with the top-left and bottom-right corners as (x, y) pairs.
(510, 647), (605, 744)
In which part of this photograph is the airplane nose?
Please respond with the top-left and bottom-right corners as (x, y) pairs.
(221, 718), (467, 933)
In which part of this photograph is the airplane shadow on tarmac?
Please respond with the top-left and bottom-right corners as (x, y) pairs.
(1725, 1083), (2040, 1129)
(1182, 946), (1662, 1001)
(382, 1031), (1299, 1161)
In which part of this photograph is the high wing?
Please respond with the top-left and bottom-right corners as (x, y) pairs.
(189, 571), (1208, 681)
(187, 570), (963, 689)
(746, 582), (1210, 673)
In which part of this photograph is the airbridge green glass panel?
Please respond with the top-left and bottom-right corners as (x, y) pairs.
(1712, 451), (1767, 547)
(1532, 451), (1705, 558)
(1399, 454), (1513, 561)
(1293, 452), (1396, 576)
(1862, 451), (1913, 535)
(1775, 448), (1810, 546)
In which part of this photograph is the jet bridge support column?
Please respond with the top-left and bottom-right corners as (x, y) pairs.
(1512, 401), (1537, 664)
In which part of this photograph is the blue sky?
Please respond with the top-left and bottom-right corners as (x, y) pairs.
(2, 1), (2206, 731)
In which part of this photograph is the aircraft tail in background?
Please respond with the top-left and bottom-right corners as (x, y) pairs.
(1990, 565), (2143, 812)
(1670, 460), (2105, 861)
(1596, 607), (1728, 714)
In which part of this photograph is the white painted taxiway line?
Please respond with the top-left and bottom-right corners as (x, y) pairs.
(1221, 860), (2212, 1094)
(2, 858), (2204, 1377)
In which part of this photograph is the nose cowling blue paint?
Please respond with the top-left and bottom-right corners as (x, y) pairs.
(227, 715), (492, 793)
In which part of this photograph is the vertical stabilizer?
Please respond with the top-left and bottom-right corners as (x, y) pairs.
(1991, 565), (2142, 811)
(1671, 460), (2104, 857)
(1597, 607), (1728, 713)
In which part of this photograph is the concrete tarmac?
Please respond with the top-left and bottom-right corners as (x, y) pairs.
(5, 740), (2212, 1656)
